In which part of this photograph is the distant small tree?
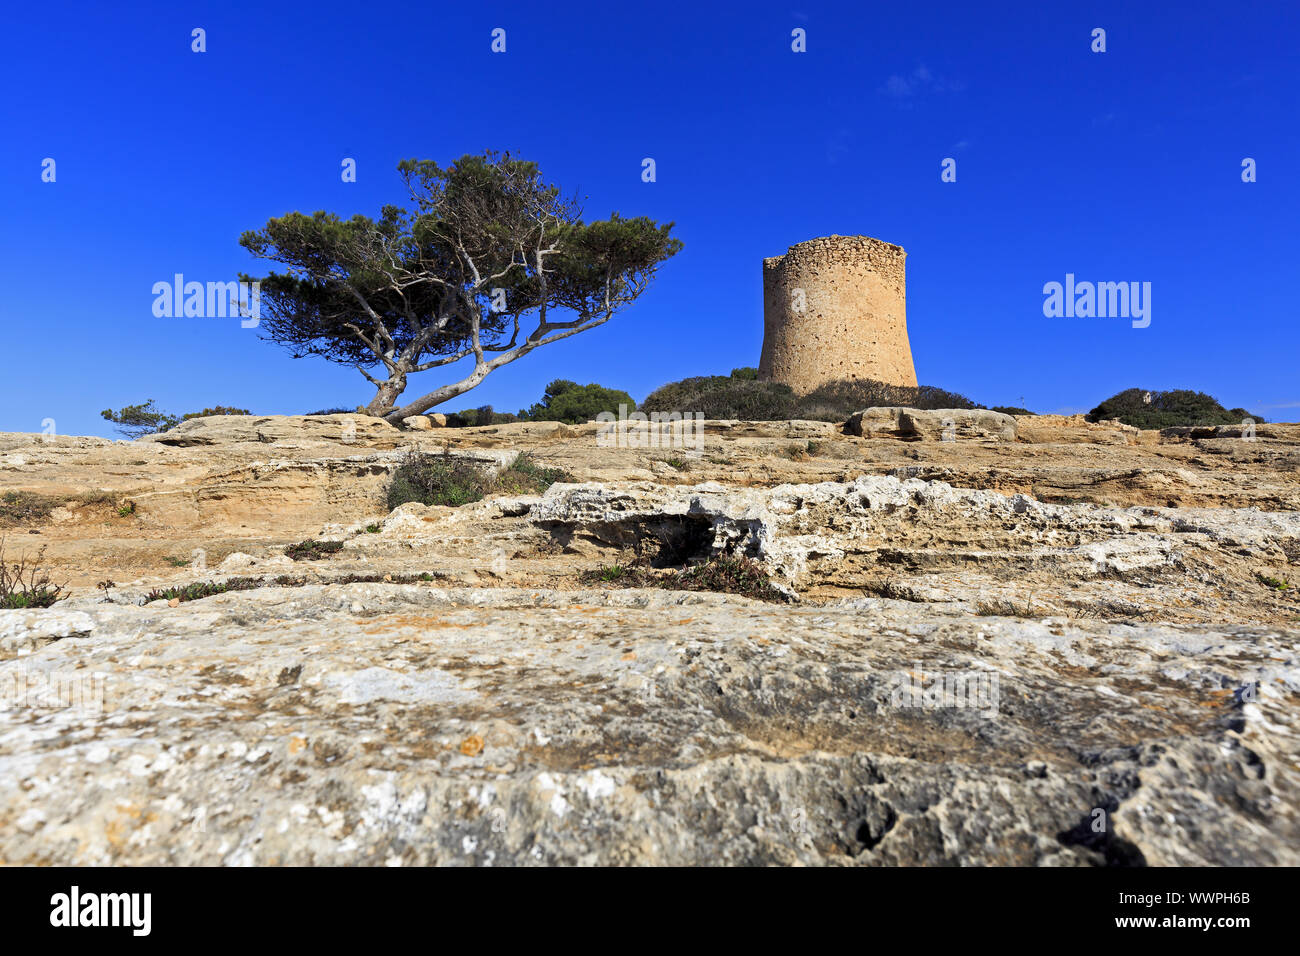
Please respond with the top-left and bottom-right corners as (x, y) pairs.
(241, 151), (682, 423)
(100, 400), (180, 438)
(101, 402), (250, 438)
(181, 406), (251, 421)
(522, 380), (637, 424)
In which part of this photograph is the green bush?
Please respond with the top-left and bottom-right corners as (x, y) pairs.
(794, 380), (977, 420)
(640, 373), (979, 422)
(181, 406), (251, 421)
(990, 406), (1034, 416)
(284, 539), (345, 561)
(443, 405), (521, 428)
(492, 453), (570, 495)
(640, 376), (798, 420)
(1086, 389), (1265, 429)
(386, 450), (570, 509)
(521, 380), (637, 424)
(0, 491), (55, 525)
(387, 450), (488, 508)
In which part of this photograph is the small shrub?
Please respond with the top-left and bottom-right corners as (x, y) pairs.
(0, 491), (55, 524)
(387, 451), (569, 508)
(387, 450), (490, 508)
(1, 491), (134, 526)
(521, 380), (637, 424)
(1087, 388), (1265, 430)
(284, 539), (345, 561)
(181, 406), (251, 421)
(990, 406), (1034, 416)
(443, 405), (522, 428)
(144, 576), (263, 603)
(672, 556), (787, 602)
(580, 555), (787, 602)
(364, 523), (382, 534)
(582, 564), (640, 583)
(493, 453), (571, 495)
(305, 407), (355, 416)
(640, 373), (980, 422)
(793, 379), (977, 420)
(640, 376), (798, 420)
(0, 540), (66, 609)
(1256, 573), (1290, 591)
(975, 596), (1043, 618)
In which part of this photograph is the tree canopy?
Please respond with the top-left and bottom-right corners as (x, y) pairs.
(240, 152), (681, 422)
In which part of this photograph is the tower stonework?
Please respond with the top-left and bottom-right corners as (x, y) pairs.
(759, 235), (917, 393)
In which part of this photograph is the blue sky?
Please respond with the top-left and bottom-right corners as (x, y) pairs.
(3, 0), (1296, 437)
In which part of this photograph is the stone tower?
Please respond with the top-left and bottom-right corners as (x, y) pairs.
(759, 234), (917, 392)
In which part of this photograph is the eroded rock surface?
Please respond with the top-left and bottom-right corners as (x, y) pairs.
(1, 413), (1297, 865)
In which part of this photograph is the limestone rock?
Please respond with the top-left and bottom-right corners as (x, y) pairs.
(845, 407), (1016, 441)
(138, 414), (403, 448)
(402, 416), (434, 431)
(1, 408), (1299, 866)
(0, 585), (1294, 865)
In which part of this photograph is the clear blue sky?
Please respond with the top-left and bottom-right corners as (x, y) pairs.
(3, 0), (1296, 437)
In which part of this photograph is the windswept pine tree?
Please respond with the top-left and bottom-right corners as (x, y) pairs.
(240, 152), (681, 422)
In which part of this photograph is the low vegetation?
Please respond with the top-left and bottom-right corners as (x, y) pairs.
(100, 401), (251, 438)
(441, 405), (522, 428)
(144, 576), (264, 603)
(386, 450), (569, 509)
(1, 490), (128, 526)
(284, 539), (345, 561)
(639, 369), (981, 422)
(521, 380), (637, 424)
(1087, 389), (1263, 430)
(580, 555), (788, 603)
(0, 541), (66, 609)
(146, 571), (439, 605)
(0, 491), (56, 524)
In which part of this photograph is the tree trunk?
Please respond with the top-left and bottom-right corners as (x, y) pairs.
(363, 374), (407, 417)
(382, 365), (491, 423)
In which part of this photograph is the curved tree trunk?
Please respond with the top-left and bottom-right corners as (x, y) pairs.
(363, 373), (407, 417)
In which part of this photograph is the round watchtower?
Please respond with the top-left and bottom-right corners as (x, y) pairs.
(759, 235), (917, 392)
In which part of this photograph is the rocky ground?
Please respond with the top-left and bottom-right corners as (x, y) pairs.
(1, 411), (1297, 865)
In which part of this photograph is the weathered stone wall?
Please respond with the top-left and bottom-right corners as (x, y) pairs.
(759, 234), (918, 392)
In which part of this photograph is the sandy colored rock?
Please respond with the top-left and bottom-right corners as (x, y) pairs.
(760, 235), (917, 391)
(845, 407), (1016, 441)
(138, 414), (403, 448)
(1, 412), (1298, 866)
